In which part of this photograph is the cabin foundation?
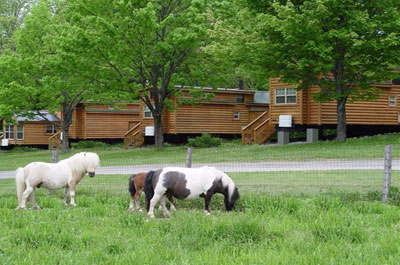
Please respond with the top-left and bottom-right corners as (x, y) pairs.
(307, 128), (319, 143)
(277, 130), (290, 145)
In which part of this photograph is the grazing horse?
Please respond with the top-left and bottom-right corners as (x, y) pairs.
(128, 171), (175, 213)
(15, 152), (100, 210)
(144, 166), (239, 218)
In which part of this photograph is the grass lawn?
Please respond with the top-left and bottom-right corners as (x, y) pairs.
(0, 133), (399, 171)
(1, 187), (400, 264)
(1, 134), (400, 264)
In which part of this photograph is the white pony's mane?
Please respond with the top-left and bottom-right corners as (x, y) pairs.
(63, 152), (100, 175)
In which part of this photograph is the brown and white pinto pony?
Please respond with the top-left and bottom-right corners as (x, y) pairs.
(15, 152), (100, 210)
(128, 172), (175, 213)
(144, 166), (239, 218)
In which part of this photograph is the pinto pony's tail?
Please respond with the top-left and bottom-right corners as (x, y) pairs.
(15, 167), (26, 209)
(128, 174), (136, 196)
(144, 170), (155, 211)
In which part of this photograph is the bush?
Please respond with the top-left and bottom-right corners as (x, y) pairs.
(187, 133), (222, 148)
(71, 140), (109, 149)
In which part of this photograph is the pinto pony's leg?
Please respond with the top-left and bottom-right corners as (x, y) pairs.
(134, 190), (143, 212)
(167, 195), (176, 211)
(148, 193), (164, 218)
(159, 196), (171, 218)
(63, 187), (70, 206)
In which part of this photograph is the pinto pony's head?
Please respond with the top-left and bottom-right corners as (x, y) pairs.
(71, 152), (100, 177)
(217, 169), (240, 211)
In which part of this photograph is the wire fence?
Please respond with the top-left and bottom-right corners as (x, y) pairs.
(0, 143), (399, 197)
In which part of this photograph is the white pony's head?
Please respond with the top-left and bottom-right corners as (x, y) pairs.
(71, 152), (100, 177)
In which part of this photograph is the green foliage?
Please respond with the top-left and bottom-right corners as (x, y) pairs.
(70, 140), (109, 149)
(187, 133), (222, 148)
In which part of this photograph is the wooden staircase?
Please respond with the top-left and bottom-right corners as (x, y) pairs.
(48, 131), (61, 150)
(242, 111), (276, 145)
(124, 123), (145, 149)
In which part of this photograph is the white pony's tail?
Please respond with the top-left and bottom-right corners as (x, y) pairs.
(15, 167), (26, 209)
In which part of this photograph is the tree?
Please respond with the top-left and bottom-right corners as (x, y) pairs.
(67, 0), (208, 148)
(243, 0), (400, 141)
(0, 0), (36, 52)
(0, 0), (102, 152)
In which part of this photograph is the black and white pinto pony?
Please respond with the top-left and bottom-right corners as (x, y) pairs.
(15, 152), (100, 210)
(144, 166), (239, 218)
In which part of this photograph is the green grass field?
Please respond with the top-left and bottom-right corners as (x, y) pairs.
(1, 134), (400, 264)
(1, 188), (400, 264)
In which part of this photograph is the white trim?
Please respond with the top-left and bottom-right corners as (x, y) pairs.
(5, 124), (14, 139)
(275, 87), (297, 105)
(16, 124), (24, 140)
(389, 96), (396, 107)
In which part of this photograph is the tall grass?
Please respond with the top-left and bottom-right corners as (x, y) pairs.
(1, 188), (400, 264)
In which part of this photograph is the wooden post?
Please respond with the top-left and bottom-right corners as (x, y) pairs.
(51, 149), (59, 163)
(186, 147), (193, 168)
(382, 145), (393, 201)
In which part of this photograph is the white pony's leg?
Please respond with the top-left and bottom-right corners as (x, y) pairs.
(69, 189), (76, 206)
(159, 196), (170, 218)
(21, 186), (34, 209)
(28, 192), (41, 210)
(148, 193), (162, 218)
(63, 188), (70, 206)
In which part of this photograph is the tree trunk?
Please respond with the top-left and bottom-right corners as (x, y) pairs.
(154, 114), (164, 149)
(61, 106), (73, 153)
(61, 126), (70, 153)
(336, 97), (347, 142)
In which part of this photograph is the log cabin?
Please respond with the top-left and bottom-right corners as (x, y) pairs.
(1, 111), (60, 148)
(0, 88), (269, 149)
(241, 77), (400, 145)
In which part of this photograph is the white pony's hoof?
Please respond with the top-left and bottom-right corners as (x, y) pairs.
(129, 207), (135, 213)
(205, 211), (211, 216)
(70, 203), (76, 207)
(170, 206), (177, 211)
(138, 208), (144, 213)
(148, 214), (155, 218)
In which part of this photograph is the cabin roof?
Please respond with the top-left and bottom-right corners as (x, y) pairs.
(15, 111), (60, 122)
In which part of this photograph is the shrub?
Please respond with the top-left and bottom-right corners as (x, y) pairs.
(71, 140), (108, 149)
(187, 133), (222, 148)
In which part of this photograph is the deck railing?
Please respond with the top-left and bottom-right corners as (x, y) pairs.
(241, 111), (270, 144)
(48, 131), (61, 150)
(124, 123), (144, 149)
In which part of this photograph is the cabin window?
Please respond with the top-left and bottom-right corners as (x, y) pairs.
(233, 111), (240, 120)
(275, 88), (297, 104)
(144, 105), (153, 118)
(389, 96), (396, 107)
(108, 105), (114, 110)
(236, 94), (244, 103)
(45, 124), (57, 134)
(16, 124), (24, 140)
(5, 125), (14, 139)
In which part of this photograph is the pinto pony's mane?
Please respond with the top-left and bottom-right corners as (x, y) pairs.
(209, 167), (239, 203)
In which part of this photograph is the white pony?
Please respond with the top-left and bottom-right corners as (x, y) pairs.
(15, 152), (100, 210)
(144, 166), (240, 218)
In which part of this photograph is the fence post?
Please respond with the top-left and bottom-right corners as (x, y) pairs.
(382, 145), (393, 201)
(186, 147), (193, 168)
(51, 149), (59, 163)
